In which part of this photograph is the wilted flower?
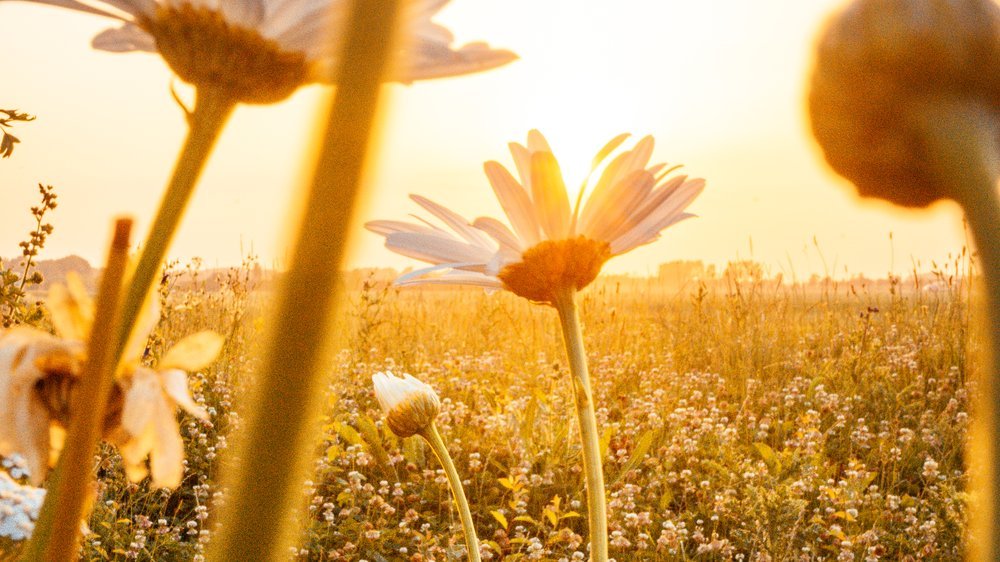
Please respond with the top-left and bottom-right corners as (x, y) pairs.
(367, 130), (704, 304)
(809, 0), (1000, 207)
(372, 371), (440, 437)
(13, 0), (517, 104)
(0, 328), (82, 484)
(0, 273), (222, 488)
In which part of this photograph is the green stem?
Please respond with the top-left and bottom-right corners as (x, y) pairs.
(553, 287), (608, 562)
(918, 99), (999, 559)
(421, 423), (481, 562)
(206, 1), (401, 559)
(113, 87), (235, 362)
(22, 219), (132, 562)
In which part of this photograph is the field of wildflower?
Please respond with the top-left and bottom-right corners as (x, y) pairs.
(2, 0), (998, 559)
(5, 260), (962, 561)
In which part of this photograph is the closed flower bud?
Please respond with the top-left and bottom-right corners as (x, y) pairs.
(809, 0), (1000, 207)
(371, 371), (440, 438)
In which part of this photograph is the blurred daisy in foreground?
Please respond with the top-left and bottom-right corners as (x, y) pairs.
(367, 131), (705, 561)
(0, 273), (222, 488)
(10, 0), (517, 104)
(367, 130), (704, 304)
(372, 371), (481, 561)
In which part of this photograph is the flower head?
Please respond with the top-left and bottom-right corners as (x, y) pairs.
(367, 130), (705, 304)
(0, 328), (83, 484)
(0, 273), (222, 488)
(809, 0), (1000, 207)
(372, 371), (440, 437)
(15, 0), (516, 104)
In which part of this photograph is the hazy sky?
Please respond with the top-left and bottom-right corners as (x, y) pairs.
(0, 0), (970, 279)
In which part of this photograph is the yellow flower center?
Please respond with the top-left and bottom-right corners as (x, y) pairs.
(498, 236), (612, 304)
(143, 5), (309, 104)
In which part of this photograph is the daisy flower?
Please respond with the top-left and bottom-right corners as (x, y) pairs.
(372, 370), (440, 438)
(367, 130), (705, 304)
(367, 130), (705, 561)
(0, 273), (221, 488)
(11, 0), (517, 104)
(371, 371), (480, 561)
(0, 328), (82, 484)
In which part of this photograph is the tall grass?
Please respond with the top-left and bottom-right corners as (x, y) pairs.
(5, 255), (967, 561)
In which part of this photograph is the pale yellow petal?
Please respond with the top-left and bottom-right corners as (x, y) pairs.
(46, 276), (93, 341)
(530, 151), (572, 240)
(123, 292), (160, 365)
(149, 397), (184, 489)
(121, 369), (160, 436)
(160, 369), (208, 420)
(158, 331), (224, 372)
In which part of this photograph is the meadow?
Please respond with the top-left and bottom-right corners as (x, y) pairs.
(17, 255), (970, 561)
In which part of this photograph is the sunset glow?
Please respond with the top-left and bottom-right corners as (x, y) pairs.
(0, 0), (968, 278)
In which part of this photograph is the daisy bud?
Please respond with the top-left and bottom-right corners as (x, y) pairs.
(808, 0), (1000, 207)
(371, 371), (440, 438)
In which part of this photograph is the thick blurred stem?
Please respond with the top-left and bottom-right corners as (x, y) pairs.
(420, 423), (481, 562)
(22, 219), (132, 562)
(919, 99), (999, 560)
(113, 88), (234, 362)
(206, 1), (400, 559)
(553, 287), (608, 562)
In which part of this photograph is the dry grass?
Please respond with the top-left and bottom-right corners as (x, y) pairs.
(4, 257), (976, 561)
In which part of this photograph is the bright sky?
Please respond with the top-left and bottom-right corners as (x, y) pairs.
(0, 0), (969, 280)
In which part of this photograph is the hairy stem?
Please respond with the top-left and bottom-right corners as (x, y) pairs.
(206, 1), (401, 559)
(421, 423), (481, 562)
(113, 88), (235, 363)
(553, 287), (608, 562)
(22, 219), (132, 562)
(919, 99), (999, 560)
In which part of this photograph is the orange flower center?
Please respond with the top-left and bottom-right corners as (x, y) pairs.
(498, 236), (612, 304)
(143, 5), (308, 104)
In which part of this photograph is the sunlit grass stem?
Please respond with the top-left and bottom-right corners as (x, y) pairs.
(206, 0), (401, 559)
(918, 99), (1000, 559)
(22, 219), (132, 562)
(113, 88), (235, 364)
(553, 287), (608, 562)
(420, 423), (481, 562)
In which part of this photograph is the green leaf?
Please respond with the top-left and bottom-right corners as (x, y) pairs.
(491, 510), (508, 530)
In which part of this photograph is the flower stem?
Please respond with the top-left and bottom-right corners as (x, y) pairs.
(918, 99), (999, 560)
(206, 1), (401, 559)
(112, 87), (235, 362)
(22, 219), (132, 562)
(553, 287), (608, 562)
(420, 423), (481, 562)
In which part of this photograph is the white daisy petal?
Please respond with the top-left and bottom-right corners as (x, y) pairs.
(161, 369), (209, 419)
(92, 24), (157, 53)
(220, 0), (265, 27)
(149, 396), (185, 489)
(410, 194), (494, 248)
(473, 216), (522, 254)
(530, 151), (572, 240)
(584, 171), (656, 242)
(385, 231), (494, 267)
(122, 370), (160, 436)
(483, 161), (540, 246)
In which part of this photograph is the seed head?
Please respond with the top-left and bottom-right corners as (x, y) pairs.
(809, 0), (1000, 207)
